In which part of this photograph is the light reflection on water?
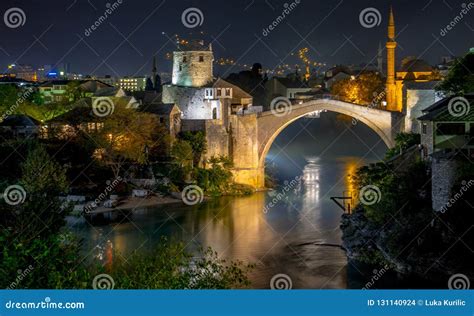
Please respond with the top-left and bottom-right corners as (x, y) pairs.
(70, 157), (371, 289)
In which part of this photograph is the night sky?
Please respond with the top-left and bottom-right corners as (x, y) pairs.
(0, 0), (472, 77)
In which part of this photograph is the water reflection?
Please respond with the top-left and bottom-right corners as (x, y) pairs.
(71, 157), (376, 289)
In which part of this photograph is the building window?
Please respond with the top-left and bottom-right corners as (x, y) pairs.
(422, 123), (427, 134)
(159, 117), (165, 124)
(436, 123), (465, 136)
(212, 108), (217, 120)
(199, 55), (204, 62)
(183, 56), (187, 63)
(225, 88), (231, 96)
(216, 89), (221, 97)
(179, 65), (182, 71)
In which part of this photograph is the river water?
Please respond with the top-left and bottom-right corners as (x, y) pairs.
(70, 113), (394, 289)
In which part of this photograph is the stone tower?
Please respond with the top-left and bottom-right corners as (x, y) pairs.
(172, 42), (214, 88)
(385, 6), (399, 111)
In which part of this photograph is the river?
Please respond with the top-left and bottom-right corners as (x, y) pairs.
(70, 113), (396, 289)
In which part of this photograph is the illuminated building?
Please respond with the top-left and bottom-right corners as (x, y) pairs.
(118, 77), (147, 92)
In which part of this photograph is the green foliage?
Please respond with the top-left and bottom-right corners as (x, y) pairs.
(437, 52), (474, 95)
(1, 144), (69, 240)
(0, 84), (20, 110)
(331, 72), (384, 105)
(179, 131), (207, 165)
(385, 133), (420, 160)
(196, 156), (234, 195)
(171, 139), (194, 168)
(353, 161), (430, 224)
(109, 238), (253, 289)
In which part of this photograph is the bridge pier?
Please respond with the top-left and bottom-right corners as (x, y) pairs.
(231, 167), (265, 189)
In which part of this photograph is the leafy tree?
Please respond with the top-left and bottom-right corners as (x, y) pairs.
(437, 52), (474, 95)
(109, 238), (253, 289)
(331, 72), (384, 105)
(171, 139), (194, 169)
(86, 105), (161, 179)
(0, 144), (84, 289)
(179, 131), (207, 166)
(65, 81), (84, 102)
(385, 133), (421, 160)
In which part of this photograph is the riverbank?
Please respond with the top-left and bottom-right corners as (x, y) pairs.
(85, 195), (183, 215)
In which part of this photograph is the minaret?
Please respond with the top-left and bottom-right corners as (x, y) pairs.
(152, 56), (157, 89)
(385, 6), (398, 111)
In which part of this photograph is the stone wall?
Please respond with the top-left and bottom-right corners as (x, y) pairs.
(431, 157), (458, 212)
(162, 85), (221, 120)
(404, 89), (437, 133)
(229, 114), (263, 187)
(172, 51), (213, 87)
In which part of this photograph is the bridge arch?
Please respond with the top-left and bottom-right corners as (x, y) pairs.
(257, 99), (398, 174)
(231, 99), (401, 188)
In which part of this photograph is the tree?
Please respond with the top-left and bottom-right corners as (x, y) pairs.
(178, 131), (207, 166)
(437, 52), (474, 95)
(65, 81), (84, 102)
(87, 105), (162, 179)
(171, 139), (194, 168)
(385, 133), (421, 160)
(331, 72), (384, 105)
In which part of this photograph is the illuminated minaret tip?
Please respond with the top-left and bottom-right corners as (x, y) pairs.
(388, 6), (395, 40)
(385, 5), (398, 111)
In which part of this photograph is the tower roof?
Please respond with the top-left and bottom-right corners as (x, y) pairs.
(388, 6), (395, 40)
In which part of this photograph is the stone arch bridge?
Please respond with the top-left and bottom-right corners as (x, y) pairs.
(230, 98), (404, 188)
